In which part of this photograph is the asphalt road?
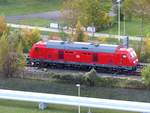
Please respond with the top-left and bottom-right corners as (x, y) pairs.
(6, 11), (63, 22)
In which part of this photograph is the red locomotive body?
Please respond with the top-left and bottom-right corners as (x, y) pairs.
(29, 40), (138, 71)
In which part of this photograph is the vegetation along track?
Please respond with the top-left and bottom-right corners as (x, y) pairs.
(25, 63), (149, 81)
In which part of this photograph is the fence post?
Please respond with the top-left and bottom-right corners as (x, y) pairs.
(39, 102), (48, 110)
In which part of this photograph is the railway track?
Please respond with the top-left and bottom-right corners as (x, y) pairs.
(26, 62), (148, 81)
(26, 66), (142, 81)
(27, 62), (147, 74)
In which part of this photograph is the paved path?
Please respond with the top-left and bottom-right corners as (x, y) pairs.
(7, 23), (142, 41)
(6, 11), (63, 22)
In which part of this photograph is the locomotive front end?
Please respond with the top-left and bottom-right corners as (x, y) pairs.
(127, 48), (138, 70)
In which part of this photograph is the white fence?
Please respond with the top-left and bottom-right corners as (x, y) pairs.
(0, 89), (150, 113)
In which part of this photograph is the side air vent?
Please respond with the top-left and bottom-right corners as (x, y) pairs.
(61, 41), (65, 44)
(82, 47), (88, 49)
(94, 43), (99, 47)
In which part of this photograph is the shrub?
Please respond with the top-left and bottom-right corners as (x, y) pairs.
(49, 32), (61, 40)
(0, 34), (25, 77)
(59, 31), (68, 41)
(140, 37), (150, 62)
(0, 16), (8, 36)
(83, 68), (98, 86)
(74, 21), (88, 42)
(97, 37), (118, 44)
(51, 72), (84, 84)
(18, 68), (148, 89)
(141, 66), (150, 86)
(51, 69), (99, 86)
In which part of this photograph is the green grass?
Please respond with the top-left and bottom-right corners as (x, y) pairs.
(0, 78), (139, 113)
(12, 18), (150, 37)
(0, 77), (149, 113)
(0, 0), (63, 16)
(101, 0), (113, 12)
(100, 19), (150, 36)
(13, 18), (67, 27)
(0, 78), (150, 102)
(14, 18), (53, 27)
(0, 100), (134, 113)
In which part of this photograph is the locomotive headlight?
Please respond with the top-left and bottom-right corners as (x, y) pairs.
(134, 59), (138, 64)
(133, 60), (136, 64)
(122, 54), (127, 58)
(31, 62), (34, 66)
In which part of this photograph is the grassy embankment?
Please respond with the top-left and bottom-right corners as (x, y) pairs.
(0, 0), (62, 15)
(100, 19), (150, 36)
(0, 77), (150, 113)
(1, 1), (150, 36)
(0, 99), (132, 113)
(0, 0), (63, 27)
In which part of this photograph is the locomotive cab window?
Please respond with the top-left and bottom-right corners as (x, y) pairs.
(130, 51), (136, 58)
(35, 47), (39, 51)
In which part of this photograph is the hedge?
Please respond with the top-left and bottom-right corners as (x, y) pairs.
(14, 68), (149, 89)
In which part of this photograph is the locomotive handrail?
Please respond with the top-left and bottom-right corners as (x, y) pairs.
(0, 89), (150, 113)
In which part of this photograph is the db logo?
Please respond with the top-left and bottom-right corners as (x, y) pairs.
(76, 55), (80, 58)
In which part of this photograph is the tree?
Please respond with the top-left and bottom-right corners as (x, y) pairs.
(21, 28), (41, 52)
(0, 16), (8, 36)
(80, 0), (111, 28)
(62, 0), (80, 28)
(74, 21), (88, 42)
(8, 29), (29, 53)
(123, 0), (150, 59)
(123, 0), (133, 20)
(62, 0), (112, 30)
(0, 34), (25, 77)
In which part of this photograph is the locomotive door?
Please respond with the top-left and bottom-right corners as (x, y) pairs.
(108, 54), (114, 65)
(58, 50), (64, 60)
(93, 53), (98, 63)
(35, 47), (44, 59)
(121, 54), (127, 65)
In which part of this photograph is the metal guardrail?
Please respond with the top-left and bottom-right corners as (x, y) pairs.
(7, 23), (142, 41)
(0, 89), (150, 113)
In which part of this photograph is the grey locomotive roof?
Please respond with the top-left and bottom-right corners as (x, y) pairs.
(45, 40), (119, 53)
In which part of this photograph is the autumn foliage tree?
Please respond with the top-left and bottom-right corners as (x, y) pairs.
(21, 28), (41, 52)
(0, 34), (25, 77)
(74, 21), (88, 42)
(80, 0), (111, 28)
(62, 0), (111, 30)
(0, 16), (8, 36)
(62, 0), (79, 28)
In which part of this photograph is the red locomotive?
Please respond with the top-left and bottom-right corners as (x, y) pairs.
(28, 40), (138, 71)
